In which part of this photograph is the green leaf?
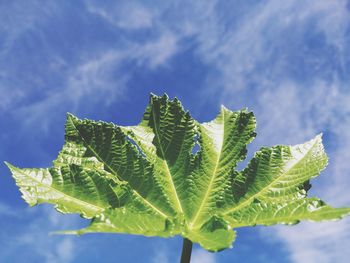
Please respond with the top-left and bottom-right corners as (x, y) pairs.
(225, 198), (350, 227)
(6, 94), (350, 252)
(124, 95), (197, 218)
(65, 208), (179, 237)
(187, 105), (256, 227)
(6, 163), (112, 218)
(225, 135), (328, 214)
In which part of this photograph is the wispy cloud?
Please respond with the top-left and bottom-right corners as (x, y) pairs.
(1, 0), (181, 134)
(263, 218), (350, 263)
(152, 250), (170, 263)
(86, 1), (153, 30)
(191, 249), (216, 263)
(0, 202), (21, 218)
(191, 0), (350, 95)
(53, 238), (75, 263)
(0, 203), (81, 263)
(14, 30), (179, 132)
(151, 246), (216, 263)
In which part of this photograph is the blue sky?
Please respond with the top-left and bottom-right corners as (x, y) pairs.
(1, 0), (350, 262)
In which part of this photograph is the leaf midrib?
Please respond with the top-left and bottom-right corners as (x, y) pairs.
(151, 106), (184, 214)
(189, 109), (226, 228)
(68, 116), (169, 219)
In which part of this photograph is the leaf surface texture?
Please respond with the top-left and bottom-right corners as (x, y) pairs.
(7, 94), (350, 251)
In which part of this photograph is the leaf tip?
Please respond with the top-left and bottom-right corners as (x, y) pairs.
(149, 92), (169, 101)
(149, 92), (157, 100)
(314, 132), (323, 140)
(4, 161), (16, 172)
(66, 112), (77, 121)
(162, 93), (169, 99)
(220, 104), (228, 112)
(312, 133), (328, 159)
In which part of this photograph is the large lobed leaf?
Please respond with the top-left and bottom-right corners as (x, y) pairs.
(6, 94), (350, 251)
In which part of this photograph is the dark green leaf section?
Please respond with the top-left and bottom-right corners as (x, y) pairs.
(125, 94), (196, 217)
(65, 113), (175, 218)
(141, 94), (195, 168)
(5, 94), (350, 252)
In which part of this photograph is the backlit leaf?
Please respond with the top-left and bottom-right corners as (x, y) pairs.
(6, 94), (350, 252)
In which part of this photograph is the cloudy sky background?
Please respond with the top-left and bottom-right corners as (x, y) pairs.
(1, 0), (350, 262)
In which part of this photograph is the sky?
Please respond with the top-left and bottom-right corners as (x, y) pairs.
(1, 0), (350, 262)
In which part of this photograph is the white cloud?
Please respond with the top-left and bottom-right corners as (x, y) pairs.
(0, 202), (21, 218)
(14, 30), (179, 132)
(55, 238), (75, 263)
(152, 250), (170, 263)
(67, 50), (128, 106)
(172, 0), (350, 97)
(137, 32), (178, 69)
(191, 249), (216, 263)
(86, 1), (153, 30)
(152, 246), (216, 263)
(265, 218), (350, 263)
(33, 237), (75, 263)
(0, 1), (51, 55)
(0, 205), (80, 263)
(13, 50), (128, 132)
(0, 88), (25, 111)
(1, 1), (180, 133)
(21, 208), (79, 263)
(0, 1), (60, 111)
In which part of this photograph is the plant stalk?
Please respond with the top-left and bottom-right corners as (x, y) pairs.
(180, 238), (193, 263)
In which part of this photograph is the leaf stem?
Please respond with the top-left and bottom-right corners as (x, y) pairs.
(180, 238), (193, 263)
